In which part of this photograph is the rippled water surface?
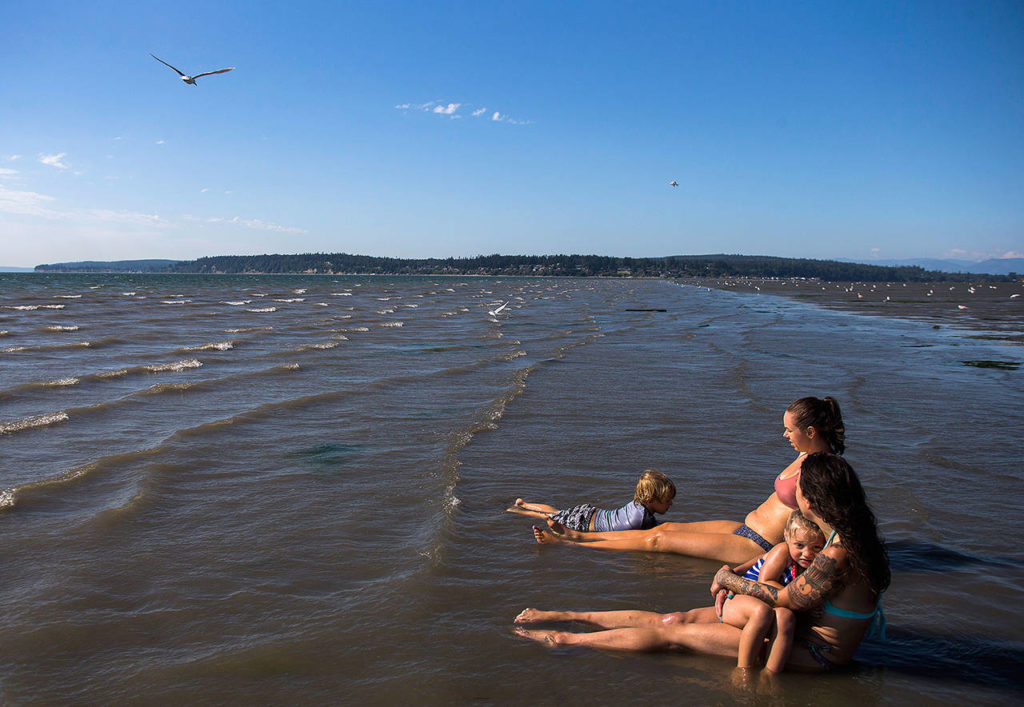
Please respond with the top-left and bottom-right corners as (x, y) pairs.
(1, 273), (1021, 704)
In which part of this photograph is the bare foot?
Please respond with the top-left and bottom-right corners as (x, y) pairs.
(757, 670), (782, 697)
(533, 525), (563, 544)
(513, 626), (559, 645)
(545, 517), (585, 541)
(514, 608), (554, 624)
(730, 666), (758, 691)
(514, 498), (526, 508)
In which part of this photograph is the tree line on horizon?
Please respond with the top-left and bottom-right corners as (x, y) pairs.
(35, 253), (1013, 282)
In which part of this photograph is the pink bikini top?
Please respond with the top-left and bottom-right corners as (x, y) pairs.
(775, 471), (799, 509)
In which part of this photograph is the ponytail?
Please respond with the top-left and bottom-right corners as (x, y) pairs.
(787, 396), (845, 454)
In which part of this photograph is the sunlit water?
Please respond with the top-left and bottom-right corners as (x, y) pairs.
(1, 273), (1021, 704)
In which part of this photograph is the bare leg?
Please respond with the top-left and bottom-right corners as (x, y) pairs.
(533, 525), (565, 545)
(510, 498), (560, 515)
(660, 606), (720, 625)
(515, 621), (742, 658)
(548, 518), (743, 543)
(544, 517), (586, 540)
(514, 626), (671, 651)
(536, 522), (765, 564)
(725, 596), (774, 669)
(764, 608), (796, 673)
(515, 608), (671, 628)
(657, 520), (749, 534)
(507, 507), (554, 520)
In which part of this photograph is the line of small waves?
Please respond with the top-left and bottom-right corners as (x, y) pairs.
(0, 322), (438, 408)
(415, 316), (663, 568)
(0, 340), (538, 514)
(1, 336), (123, 353)
(0, 361), (310, 438)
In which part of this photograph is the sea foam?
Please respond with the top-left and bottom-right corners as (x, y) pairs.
(0, 411), (70, 435)
(146, 359), (202, 373)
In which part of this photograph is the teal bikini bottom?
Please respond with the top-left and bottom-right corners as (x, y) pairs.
(823, 601), (886, 640)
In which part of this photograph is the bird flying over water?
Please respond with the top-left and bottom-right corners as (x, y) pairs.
(150, 54), (234, 85)
(488, 301), (509, 317)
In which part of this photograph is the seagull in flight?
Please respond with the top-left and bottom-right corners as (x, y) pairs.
(150, 54), (234, 85)
(669, 181), (679, 187)
(488, 301), (509, 317)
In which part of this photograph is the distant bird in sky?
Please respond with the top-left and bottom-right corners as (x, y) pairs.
(150, 54), (234, 85)
(488, 301), (509, 317)
(669, 181), (678, 187)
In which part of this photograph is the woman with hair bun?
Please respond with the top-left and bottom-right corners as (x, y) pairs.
(532, 397), (844, 564)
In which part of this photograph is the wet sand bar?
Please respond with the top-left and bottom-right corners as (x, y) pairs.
(688, 277), (1024, 342)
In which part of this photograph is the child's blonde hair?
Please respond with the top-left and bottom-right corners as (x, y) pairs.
(634, 469), (676, 507)
(783, 509), (825, 542)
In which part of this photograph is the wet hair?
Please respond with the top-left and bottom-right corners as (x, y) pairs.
(799, 452), (890, 595)
(787, 396), (845, 454)
(783, 509), (825, 544)
(634, 469), (676, 507)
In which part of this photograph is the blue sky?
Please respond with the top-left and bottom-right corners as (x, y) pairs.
(2, 1), (1022, 267)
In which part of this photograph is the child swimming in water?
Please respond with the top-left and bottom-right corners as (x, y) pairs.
(715, 510), (826, 672)
(508, 470), (676, 532)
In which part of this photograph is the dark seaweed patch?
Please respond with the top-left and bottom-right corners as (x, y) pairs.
(291, 443), (364, 472)
(961, 360), (1019, 370)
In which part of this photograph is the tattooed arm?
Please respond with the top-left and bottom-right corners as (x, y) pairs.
(712, 546), (847, 610)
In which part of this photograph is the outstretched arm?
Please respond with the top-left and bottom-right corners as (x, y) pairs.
(712, 547), (846, 610)
(754, 543), (794, 589)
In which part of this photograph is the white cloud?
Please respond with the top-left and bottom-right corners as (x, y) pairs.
(945, 247), (1024, 261)
(398, 100), (531, 124)
(39, 153), (70, 170)
(204, 215), (307, 234)
(86, 209), (163, 226)
(0, 168), (18, 179)
(0, 184), (60, 217)
(0, 184), (164, 227)
(156, 140), (166, 145)
(395, 101), (440, 112)
(489, 111), (532, 125)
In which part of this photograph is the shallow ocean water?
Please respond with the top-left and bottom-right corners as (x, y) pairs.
(1, 273), (1021, 704)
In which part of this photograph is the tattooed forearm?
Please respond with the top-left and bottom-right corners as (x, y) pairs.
(790, 553), (842, 611)
(715, 568), (779, 606)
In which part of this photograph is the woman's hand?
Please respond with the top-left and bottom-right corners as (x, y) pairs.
(714, 589), (730, 619)
(710, 565), (734, 596)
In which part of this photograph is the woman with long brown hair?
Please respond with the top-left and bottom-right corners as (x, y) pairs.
(514, 452), (890, 671)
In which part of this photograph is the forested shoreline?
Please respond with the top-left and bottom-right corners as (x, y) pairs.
(35, 253), (1014, 282)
